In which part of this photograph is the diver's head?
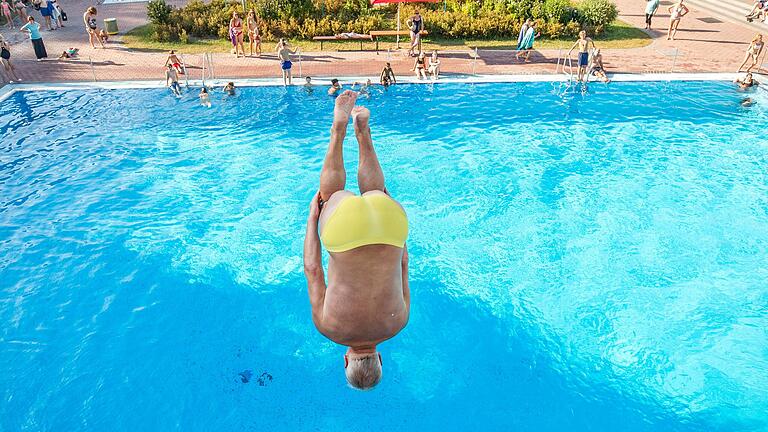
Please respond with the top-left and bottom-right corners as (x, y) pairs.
(344, 347), (382, 391)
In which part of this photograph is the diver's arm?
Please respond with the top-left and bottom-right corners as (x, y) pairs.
(304, 193), (326, 325)
(401, 244), (410, 317)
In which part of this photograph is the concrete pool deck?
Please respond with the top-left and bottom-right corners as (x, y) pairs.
(0, 0), (766, 86)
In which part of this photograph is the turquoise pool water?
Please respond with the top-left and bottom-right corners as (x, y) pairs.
(1, 81), (767, 431)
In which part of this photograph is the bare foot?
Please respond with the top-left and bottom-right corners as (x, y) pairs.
(351, 106), (370, 131)
(333, 90), (358, 126)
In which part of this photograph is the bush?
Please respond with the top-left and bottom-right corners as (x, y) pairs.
(147, 0), (172, 25)
(576, 0), (617, 32)
(543, 0), (572, 23)
(145, 0), (617, 42)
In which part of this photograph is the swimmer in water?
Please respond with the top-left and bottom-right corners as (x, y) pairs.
(165, 64), (182, 96)
(734, 72), (758, 90)
(741, 97), (755, 107)
(224, 81), (236, 96)
(328, 78), (342, 96)
(305, 90), (410, 390)
(199, 87), (211, 107)
(304, 76), (314, 94)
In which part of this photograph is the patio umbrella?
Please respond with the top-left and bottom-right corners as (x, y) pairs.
(370, 0), (440, 48)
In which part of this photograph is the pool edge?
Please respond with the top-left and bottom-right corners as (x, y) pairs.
(0, 72), (752, 96)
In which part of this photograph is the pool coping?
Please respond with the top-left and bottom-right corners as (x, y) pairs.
(0, 72), (760, 103)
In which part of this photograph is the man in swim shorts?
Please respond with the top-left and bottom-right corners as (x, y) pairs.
(304, 90), (410, 390)
(568, 30), (596, 83)
(277, 39), (298, 86)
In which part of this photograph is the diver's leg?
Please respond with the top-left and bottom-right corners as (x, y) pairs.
(351, 106), (385, 194)
(319, 90), (358, 202)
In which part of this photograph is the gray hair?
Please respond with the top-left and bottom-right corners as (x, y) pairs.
(345, 354), (382, 390)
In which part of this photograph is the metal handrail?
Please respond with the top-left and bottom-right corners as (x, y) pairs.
(180, 54), (189, 87)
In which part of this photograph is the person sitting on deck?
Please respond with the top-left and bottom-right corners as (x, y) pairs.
(380, 62), (396, 86)
(304, 90), (410, 391)
(328, 78), (342, 96)
(746, 1), (768, 22)
(413, 51), (428, 80)
(427, 50), (441, 79)
(58, 47), (79, 59)
(588, 49), (610, 83)
(568, 31), (597, 83)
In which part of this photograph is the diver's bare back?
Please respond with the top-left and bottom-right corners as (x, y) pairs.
(304, 90), (410, 349)
(320, 245), (407, 345)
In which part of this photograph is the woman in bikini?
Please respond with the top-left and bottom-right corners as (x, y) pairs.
(412, 51), (427, 79)
(83, 7), (104, 48)
(246, 10), (260, 57)
(667, 0), (689, 41)
(229, 11), (245, 58)
(1, 0), (14, 29)
(737, 34), (764, 73)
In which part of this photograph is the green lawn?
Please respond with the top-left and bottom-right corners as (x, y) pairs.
(122, 19), (651, 54)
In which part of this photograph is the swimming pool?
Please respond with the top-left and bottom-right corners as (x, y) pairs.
(1, 80), (767, 431)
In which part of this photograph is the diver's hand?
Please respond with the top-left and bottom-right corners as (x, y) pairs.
(308, 190), (322, 222)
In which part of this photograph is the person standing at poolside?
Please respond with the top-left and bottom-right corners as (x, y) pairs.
(380, 62), (396, 86)
(304, 90), (409, 391)
(19, 16), (46, 60)
(406, 11), (423, 57)
(1, 0), (14, 29)
(568, 31), (596, 82)
(517, 18), (532, 48)
(83, 7), (104, 48)
(246, 10), (261, 57)
(277, 38), (298, 86)
(166, 50), (183, 74)
(515, 21), (539, 62)
(229, 11), (245, 58)
(644, 0), (660, 30)
(38, 0), (52, 30)
(0, 34), (20, 82)
(738, 34), (764, 73)
(667, 0), (689, 41)
(14, 0), (27, 22)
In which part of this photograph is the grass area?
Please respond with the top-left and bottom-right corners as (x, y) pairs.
(122, 19), (651, 54)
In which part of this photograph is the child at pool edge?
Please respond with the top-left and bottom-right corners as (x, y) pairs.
(304, 90), (410, 390)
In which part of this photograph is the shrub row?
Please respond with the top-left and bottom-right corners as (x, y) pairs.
(146, 0), (617, 43)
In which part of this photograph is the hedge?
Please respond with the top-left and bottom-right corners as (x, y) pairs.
(146, 0), (618, 43)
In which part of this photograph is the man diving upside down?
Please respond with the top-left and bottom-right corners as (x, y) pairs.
(304, 90), (410, 390)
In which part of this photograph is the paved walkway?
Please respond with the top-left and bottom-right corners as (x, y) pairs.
(1, 0), (766, 85)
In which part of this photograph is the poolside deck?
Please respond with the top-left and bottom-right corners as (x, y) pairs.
(0, 0), (765, 86)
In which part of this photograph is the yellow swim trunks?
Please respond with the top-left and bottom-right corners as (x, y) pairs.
(321, 193), (408, 253)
